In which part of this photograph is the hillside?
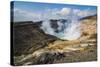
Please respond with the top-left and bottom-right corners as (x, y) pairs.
(12, 15), (97, 66)
(12, 21), (59, 56)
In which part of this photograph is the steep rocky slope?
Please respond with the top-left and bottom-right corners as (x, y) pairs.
(13, 21), (59, 56)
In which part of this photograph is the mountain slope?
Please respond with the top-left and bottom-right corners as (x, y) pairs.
(13, 21), (59, 56)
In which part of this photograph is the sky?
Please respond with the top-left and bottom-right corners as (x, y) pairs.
(11, 1), (97, 22)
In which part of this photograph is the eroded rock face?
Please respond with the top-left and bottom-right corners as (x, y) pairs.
(79, 15), (97, 41)
(13, 21), (58, 56)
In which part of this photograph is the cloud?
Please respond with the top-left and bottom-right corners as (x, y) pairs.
(13, 8), (43, 22)
(13, 7), (97, 22)
(58, 8), (71, 16)
(74, 9), (97, 18)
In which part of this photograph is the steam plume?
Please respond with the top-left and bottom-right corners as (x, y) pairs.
(41, 11), (81, 40)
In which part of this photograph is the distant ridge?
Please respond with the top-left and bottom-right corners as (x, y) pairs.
(79, 14), (97, 20)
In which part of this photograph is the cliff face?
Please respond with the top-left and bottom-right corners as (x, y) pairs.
(13, 21), (58, 56)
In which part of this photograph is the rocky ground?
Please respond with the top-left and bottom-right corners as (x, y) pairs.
(12, 15), (97, 66)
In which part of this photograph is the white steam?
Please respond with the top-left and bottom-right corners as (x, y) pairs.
(41, 18), (81, 40)
(40, 10), (82, 40)
(62, 19), (81, 40)
(41, 20), (55, 35)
